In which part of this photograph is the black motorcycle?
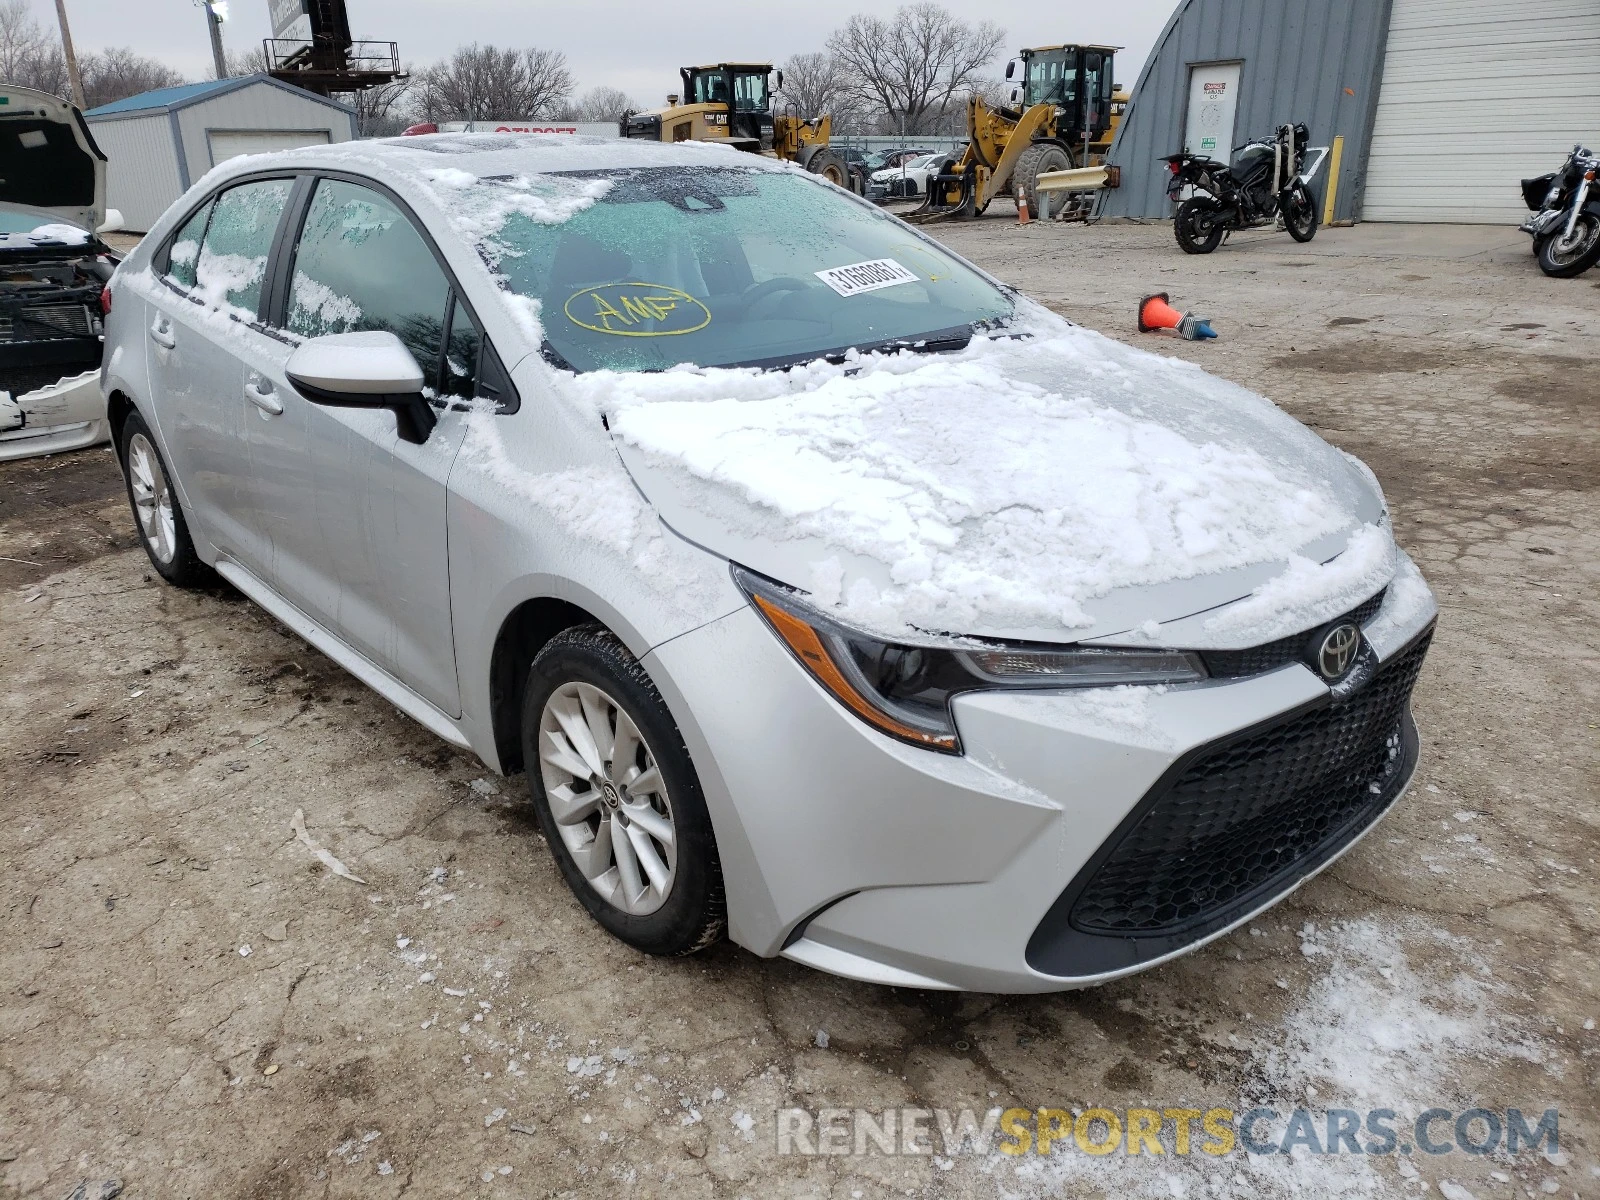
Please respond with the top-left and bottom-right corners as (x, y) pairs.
(1163, 123), (1319, 254)
(1520, 144), (1600, 278)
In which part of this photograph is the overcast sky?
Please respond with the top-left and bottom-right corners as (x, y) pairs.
(39, 0), (1178, 105)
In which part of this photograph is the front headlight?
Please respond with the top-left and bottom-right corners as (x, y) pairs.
(734, 566), (1207, 754)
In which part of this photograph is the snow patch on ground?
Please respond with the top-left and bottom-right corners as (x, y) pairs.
(1003, 917), (1551, 1199)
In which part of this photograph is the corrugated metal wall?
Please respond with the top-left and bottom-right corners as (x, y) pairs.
(85, 114), (185, 232)
(176, 84), (356, 177)
(1100, 0), (1395, 222)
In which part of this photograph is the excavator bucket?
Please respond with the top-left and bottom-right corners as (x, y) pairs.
(902, 100), (1058, 225)
(905, 163), (980, 224)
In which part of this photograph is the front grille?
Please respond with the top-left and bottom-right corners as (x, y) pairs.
(1202, 588), (1387, 678)
(1066, 628), (1430, 938)
(0, 303), (94, 342)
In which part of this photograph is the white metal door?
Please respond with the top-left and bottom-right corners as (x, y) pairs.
(1184, 63), (1242, 161)
(1364, 0), (1600, 223)
(207, 129), (331, 167)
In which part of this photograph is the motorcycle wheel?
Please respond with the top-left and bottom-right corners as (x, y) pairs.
(1285, 182), (1319, 242)
(1174, 198), (1225, 254)
(1535, 214), (1600, 278)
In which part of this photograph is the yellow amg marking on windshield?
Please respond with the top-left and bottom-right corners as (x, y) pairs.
(565, 283), (711, 337)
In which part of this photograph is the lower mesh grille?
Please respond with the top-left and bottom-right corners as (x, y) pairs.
(1067, 629), (1431, 938)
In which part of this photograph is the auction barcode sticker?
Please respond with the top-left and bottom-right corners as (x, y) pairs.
(814, 258), (918, 297)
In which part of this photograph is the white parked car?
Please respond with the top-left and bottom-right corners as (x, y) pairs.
(0, 84), (122, 462)
(868, 153), (950, 198)
(100, 135), (1436, 992)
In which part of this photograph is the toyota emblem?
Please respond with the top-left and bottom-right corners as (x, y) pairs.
(1315, 623), (1362, 680)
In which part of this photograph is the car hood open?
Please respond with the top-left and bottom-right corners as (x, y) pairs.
(595, 315), (1391, 647)
(0, 84), (107, 236)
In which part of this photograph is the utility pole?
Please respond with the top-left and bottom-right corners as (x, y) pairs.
(51, 0), (86, 110)
(205, 2), (228, 79)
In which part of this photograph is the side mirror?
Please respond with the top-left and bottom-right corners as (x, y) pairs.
(98, 209), (125, 234)
(774, 70), (784, 91)
(286, 331), (437, 444)
(1005, 59), (1018, 80)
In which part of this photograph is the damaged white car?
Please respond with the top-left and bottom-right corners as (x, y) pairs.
(101, 136), (1438, 992)
(0, 84), (121, 461)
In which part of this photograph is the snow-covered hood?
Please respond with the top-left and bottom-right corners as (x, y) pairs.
(0, 84), (107, 236)
(587, 312), (1392, 646)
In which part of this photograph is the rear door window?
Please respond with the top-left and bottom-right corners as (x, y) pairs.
(285, 178), (451, 391)
(194, 178), (293, 319)
(165, 200), (213, 290)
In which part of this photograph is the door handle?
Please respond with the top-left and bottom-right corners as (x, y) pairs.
(244, 379), (283, 416)
(149, 318), (176, 350)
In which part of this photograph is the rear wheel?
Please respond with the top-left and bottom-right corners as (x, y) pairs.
(1013, 143), (1075, 220)
(1174, 198), (1225, 254)
(1536, 214), (1600, 277)
(521, 625), (725, 957)
(118, 410), (213, 588)
(805, 148), (849, 189)
(1284, 182), (1319, 242)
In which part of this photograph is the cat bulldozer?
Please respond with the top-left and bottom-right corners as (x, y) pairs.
(911, 44), (1122, 223)
(620, 63), (858, 191)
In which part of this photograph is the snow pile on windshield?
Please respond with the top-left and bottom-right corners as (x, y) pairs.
(412, 166), (612, 265)
(592, 316), (1377, 638)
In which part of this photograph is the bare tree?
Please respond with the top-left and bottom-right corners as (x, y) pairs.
(81, 47), (184, 108)
(775, 51), (852, 120)
(570, 85), (636, 122)
(221, 45), (268, 78)
(0, 0), (43, 80)
(414, 44), (573, 121)
(343, 71), (415, 137)
(826, 3), (1004, 134)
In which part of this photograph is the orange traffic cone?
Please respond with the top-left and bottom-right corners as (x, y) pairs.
(1138, 293), (1184, 333)
(1017, 190), (1032, 225)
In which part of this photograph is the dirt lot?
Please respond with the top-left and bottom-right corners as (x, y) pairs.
(2, 218), (1596, 1200)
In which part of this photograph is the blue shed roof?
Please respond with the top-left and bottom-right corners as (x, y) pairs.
(84, 74), (355, 119)
(84, 78), (240, 116)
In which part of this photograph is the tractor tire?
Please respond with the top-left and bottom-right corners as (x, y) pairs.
(805, 148), (850, 189)
(1013, 143), (1075, 220)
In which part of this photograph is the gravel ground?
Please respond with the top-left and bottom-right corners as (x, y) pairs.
(1, 216), (1596, 1200)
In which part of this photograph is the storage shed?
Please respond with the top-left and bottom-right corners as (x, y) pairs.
(1100, 0), (1600, 224)
(84, 75), (358, 231)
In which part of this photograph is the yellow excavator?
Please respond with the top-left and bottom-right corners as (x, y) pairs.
(911, 44), (1123, 223)
(620, 63), (855, 190)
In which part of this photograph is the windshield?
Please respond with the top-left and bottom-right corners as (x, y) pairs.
(490, 166), (1014, 373)
(1025, 50), (1078, 108)
(0, 210), (84, 236)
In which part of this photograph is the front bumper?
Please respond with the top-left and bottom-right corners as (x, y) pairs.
(0, 369), (108, 462)
(646, 562), (1438, 993)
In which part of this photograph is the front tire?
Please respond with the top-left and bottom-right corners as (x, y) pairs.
(1536, 214), (1600, 277)
(521, 625), (725, 957)
(117, 410), (213, 588)
(1174, 198), (1225, 253)
(1013, 143), (1075, 220)
(1285, 182), (1319, 242)
(805, 148), (849, 189)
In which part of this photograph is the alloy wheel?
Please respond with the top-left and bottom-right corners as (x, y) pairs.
(127, 432), (177, 565)
(538, 681), (677, 916)
(1547, 216), (1600, 267)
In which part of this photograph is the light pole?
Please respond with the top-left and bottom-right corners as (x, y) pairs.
(51, 0), (86, 110)
(199, 0), (228, 79)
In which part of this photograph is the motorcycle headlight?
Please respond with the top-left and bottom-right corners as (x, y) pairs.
(734, 566), (1207, 754)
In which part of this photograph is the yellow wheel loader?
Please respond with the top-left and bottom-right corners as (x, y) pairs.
(910, 44), (1121, 223)
(620, 63), (857, 191)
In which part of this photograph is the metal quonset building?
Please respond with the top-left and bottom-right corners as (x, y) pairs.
(83, 75), (357, 231)
(1101, 0), (1600, 225)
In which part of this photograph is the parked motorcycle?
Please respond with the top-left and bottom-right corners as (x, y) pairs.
(1520, 145), (1600, 278)
(1163, 123), (1321, 254)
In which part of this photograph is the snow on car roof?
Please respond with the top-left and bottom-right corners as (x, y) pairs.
(214, 133), (787, 183)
